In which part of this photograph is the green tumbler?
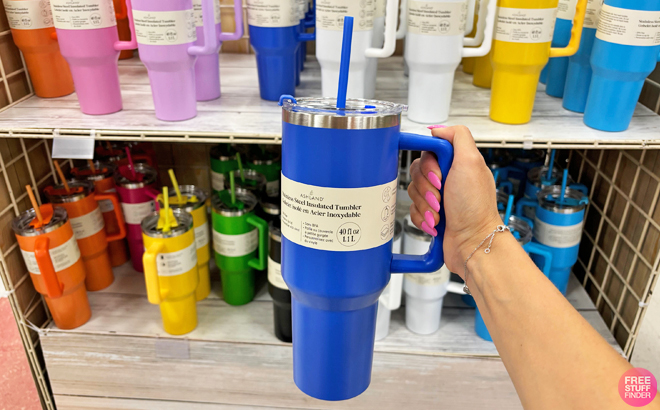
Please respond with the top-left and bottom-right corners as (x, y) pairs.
(246, 150), (281, 198)
(210, 145), (238, 194)
(211, 188), (268, 305)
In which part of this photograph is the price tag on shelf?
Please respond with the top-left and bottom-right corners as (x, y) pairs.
(51, 129), (95, 159)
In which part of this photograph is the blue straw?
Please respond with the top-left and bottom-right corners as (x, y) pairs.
(559, 169), (569, 205)
(546, 149), (556, 181)
(336, 16), (354, 110)
(504, 195), (514, 226)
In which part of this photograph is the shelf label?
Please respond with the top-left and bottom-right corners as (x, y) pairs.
(596, 4), (660, 46)
(533, 219), (583, 248)
(281, 174), (397, 252)
(495, 7), (557, 43)
(268, 256), (288, 290)
(213, 229), (258, 257)
(192, 0), (221, 27)
(4, 0), (54, 30)
(246, 0), (299, 28)
(121, 200), (155, 225)
(133, 9), (196, 45)
(70, 207), (105, 239)
(21, 236), (81, 274)
(316, 0), (375, 32)
(51, 0), (117, 30)
(407, 1), (468, 36)
(156, 242), (197, 277)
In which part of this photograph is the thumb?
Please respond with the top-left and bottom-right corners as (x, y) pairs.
(430, 126), (479, 159)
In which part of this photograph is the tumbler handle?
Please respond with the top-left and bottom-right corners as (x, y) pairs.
(95, 192), (127, 242)
(525, 242), (553, 277)
(569, 183), (589, 195)
(246, 215), (268, 271)
(143, 241), (164, 304)
(515, 197), (538, 218)
(365, 0), (398, 58)
(462, 0), (496, 56)
(34, 236), (63, 298)
(395, 0), (407, 40)
(463, 0), (476, 37)
(189, 0), (219, 55)
(218, 0), (244, 42)
(298, 18), (316, 42)
(391, 133), (453, 274)
(146, 187), (161, 211)
(115, 0), (127, 20)
(114, 0), (137, 51)
(549, 0), (587, 58)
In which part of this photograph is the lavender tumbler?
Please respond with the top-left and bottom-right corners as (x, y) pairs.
(50, 0), (137, 115)
(193, 0), (243, 101)
(132, 0), (218, 121)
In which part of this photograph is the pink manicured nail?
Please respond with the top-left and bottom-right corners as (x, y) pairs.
(427, 172), (442, 190)
(427, 125), (447, 130)
(421, 222), (438, 237)
(424, 211), (435, 228)
(425, 191), (440, 212)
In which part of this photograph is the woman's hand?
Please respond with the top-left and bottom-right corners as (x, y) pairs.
(408, 125), (502, 275)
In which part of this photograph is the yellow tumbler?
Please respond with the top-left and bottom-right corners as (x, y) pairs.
(142, 210), (199, 335)
(473, 50), (493, 88)
(489, 0), (587, 124)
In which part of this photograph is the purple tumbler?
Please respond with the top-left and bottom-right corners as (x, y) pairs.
(131, 0), (218, 121)
(193, 0), (244, 101)
(51, 0), (137, 115)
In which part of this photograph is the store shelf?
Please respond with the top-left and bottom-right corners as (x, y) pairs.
(0, 54), (658, 149)
(39, 264), (620, 410)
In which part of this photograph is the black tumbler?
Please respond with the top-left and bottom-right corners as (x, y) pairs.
(267, 219), (291, 342)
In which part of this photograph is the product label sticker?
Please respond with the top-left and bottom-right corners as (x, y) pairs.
(533, 219), (583, 248)
(51, 0), (117, 30)
(296, 0), (306, 20)
(556, 0), (577, 21)
(211, 171), (225, 191)
(407, 1), (468, 36)
(192, 0), (221, 27)
(281, 174), (397, 252)
(121, 200), (155, 225)
(495, 7), (557, 43)
(316, 0), (374, 31)
(156, 242), (197, 276)
(213, 229), (258, 257)
(584, 0), (603, 29)
(375, 0), (385, 18)
(596, 4), (660, 46)
(405, 267), (450, 287)
(4, 0), (54, 29)
(133, 9), (196, 45)
(194, 221), (210, 249)
(98, 198), (115, 213)
(267, 256), (288, 290)
(266, 180), (280, 198)
(246, 0), (299, 28)
(21, 235), (81, 274)
(69, 207), (105, 239)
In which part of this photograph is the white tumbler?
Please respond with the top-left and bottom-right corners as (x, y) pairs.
(403, 217), (450, 335)
(404, 0), (497, 124)
(316, 0), (399, 98)
(375, 221), (404, 341)
(365, 0), (387, 99)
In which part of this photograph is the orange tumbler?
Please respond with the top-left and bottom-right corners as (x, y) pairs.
(112, 0), (134, 59)
(44, 181), (126, 291)
(71, 161), (129, 267)
(12, 204), (91, 329)
(3, 0), (74, 97)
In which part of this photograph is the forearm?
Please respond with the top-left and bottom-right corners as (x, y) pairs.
(467, 232), (633, 410)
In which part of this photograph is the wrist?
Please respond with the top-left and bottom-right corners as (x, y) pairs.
(457, 216), (505, 262)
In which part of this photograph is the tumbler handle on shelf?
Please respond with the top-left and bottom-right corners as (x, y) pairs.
(218, 0), (244, 42)
(395, 0), (407, 40)
(463, 0), (476, 37)
(549, 0), (588, 58)
(515, 197), (538, 218)
(189, 0), (219, 55)
(95, 192), (127, 242)
(391, 133), (453, 274)
(525, 242), (553, 277)
(143, 241), (164, 304)
(247, 215), (268, 271)
(34, 236), (63, 298)
(115, 0), (137, 51)
(365, 0), (398, 58)
(462, 0), (497, 57)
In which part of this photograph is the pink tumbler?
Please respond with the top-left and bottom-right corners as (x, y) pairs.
(113, 163), (159, 272)
(51, 0), (137, 115)
(131, 0), (217, 121)
(193, 0), (243, 101)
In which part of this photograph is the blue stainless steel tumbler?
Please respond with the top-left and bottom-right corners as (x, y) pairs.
(545, 17), (574, 98)
(247, 0), (315, 101)
(280, 96), (453, 401)
(583, 0), (660, 131)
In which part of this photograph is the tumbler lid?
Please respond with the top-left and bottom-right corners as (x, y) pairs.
(527, 166), (562, 188)
(500, 213), (531, 246)
(141, 210), (193, 238)
(44, 180), (94, 203)
(537, 185), (588, 213)
(164, 185), (207, 212)
(71, 161), (116, 182)
(212, 188), (258, 216)
(113, 163), (158, 188)
(232, 169), (267, 193)
(210, 144), (236, 161)
(260, 198), (280, 216)
(281, 96), (404, 130)
(12, 206), (68, 237)
(269, 219), (281, 242)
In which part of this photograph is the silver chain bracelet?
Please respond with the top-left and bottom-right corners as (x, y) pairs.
(463, 225), (510, 296)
